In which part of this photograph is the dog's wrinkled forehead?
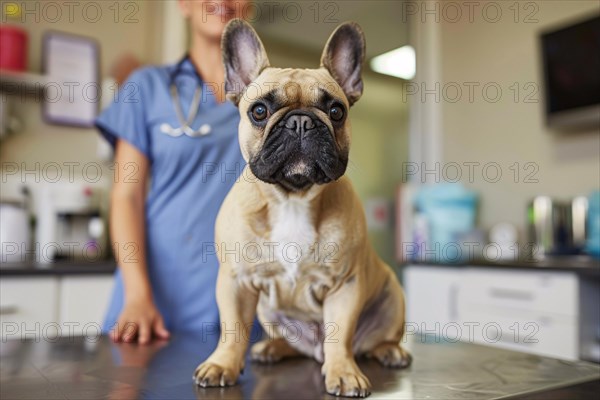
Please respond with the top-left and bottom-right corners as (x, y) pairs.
(240, 68), (347, 109)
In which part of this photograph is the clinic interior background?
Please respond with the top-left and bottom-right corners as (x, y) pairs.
(1, 0), (599, 267)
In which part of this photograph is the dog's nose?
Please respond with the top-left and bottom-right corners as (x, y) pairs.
(285, 115), (316, 138)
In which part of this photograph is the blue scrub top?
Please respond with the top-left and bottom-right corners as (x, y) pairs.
(96, 57), (245, 333)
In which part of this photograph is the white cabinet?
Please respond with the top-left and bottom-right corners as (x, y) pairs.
(404, 266), (462, 329)
(458, 269), (578, 317)
(0, 277), (60, 340)
(59, 276), (114, 336)
(457, 269), (578, 360)
(403, 265), (580, 360)
(1, 274), (113, 339)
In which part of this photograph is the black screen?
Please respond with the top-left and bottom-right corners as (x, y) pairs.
(541, 15), (600, 114)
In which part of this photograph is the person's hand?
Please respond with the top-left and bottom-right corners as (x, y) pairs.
(110, 298), (170, 344)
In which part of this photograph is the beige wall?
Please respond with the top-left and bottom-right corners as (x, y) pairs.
(1, 0), (163, 166)
(438, 1), (599, 235)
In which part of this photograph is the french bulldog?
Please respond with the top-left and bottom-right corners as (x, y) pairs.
(193, 19), (411, 398)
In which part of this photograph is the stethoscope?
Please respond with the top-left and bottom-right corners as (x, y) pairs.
(160, 54), (212, 138)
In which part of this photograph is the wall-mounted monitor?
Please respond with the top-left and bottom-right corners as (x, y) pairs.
(541, 15), (600, 131)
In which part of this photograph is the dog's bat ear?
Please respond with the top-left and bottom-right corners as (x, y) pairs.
(320, 22), (365, 106)
(222, 19), (270, 106)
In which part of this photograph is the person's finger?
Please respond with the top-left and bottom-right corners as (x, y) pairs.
(109, 323), (118, 342)
(110, 327), (119, 342)
(122, 321), (138, 343)
(153, 316), (170, 340)
(112, 319), (127, 342)
(138, 321), (151, 345)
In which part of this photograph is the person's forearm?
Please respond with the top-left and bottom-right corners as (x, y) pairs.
(111, 191), (152, 303)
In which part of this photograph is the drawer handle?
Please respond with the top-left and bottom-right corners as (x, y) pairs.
(489, 288), (533, 301)
(449, 284), (459, 320)
(0, 305), (18, 315)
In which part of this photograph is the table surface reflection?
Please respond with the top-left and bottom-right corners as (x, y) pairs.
(1, 333), (598, 399)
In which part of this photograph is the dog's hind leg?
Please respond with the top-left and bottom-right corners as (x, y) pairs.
(250, 338), (302, 363)
(366, 341), (412, 368)
(355, 268), (412, 369)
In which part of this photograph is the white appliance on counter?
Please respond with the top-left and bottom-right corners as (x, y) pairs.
(0, 186), (30, 263)
(0, 203), (30, 263)
(36, 182), (107, 263)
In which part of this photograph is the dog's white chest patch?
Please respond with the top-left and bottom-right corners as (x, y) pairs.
(270, 198), (317, 279)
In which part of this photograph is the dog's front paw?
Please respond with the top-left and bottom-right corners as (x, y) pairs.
(193, 361), (240, 388)
(322, 359), (371, 398)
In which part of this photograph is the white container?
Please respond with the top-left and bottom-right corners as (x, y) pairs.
(0, 203), (30, 263)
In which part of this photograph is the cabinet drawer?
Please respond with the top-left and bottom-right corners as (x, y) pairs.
(459, 268), (578, 317)
(0, 277), (59, 340)
(460, 307), (578, 360)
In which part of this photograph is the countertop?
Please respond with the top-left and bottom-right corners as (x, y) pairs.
(0, 259), (116, 277)
(402, 255), (600, 278)
(2, 255), (598, 278)
(1, 333), (598, 400)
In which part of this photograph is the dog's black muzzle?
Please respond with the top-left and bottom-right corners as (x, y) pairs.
(249, 110), (348, 192)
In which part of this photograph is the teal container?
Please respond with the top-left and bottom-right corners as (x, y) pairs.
(586, 190), (600, 258)
(415, 183), (478, 262)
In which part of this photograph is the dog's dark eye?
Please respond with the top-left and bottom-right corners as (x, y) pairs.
(251, 104), (268, 121)
(329, 104), (344, 121)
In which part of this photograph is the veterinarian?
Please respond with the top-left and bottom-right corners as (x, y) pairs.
(96, 0), (250, 343)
